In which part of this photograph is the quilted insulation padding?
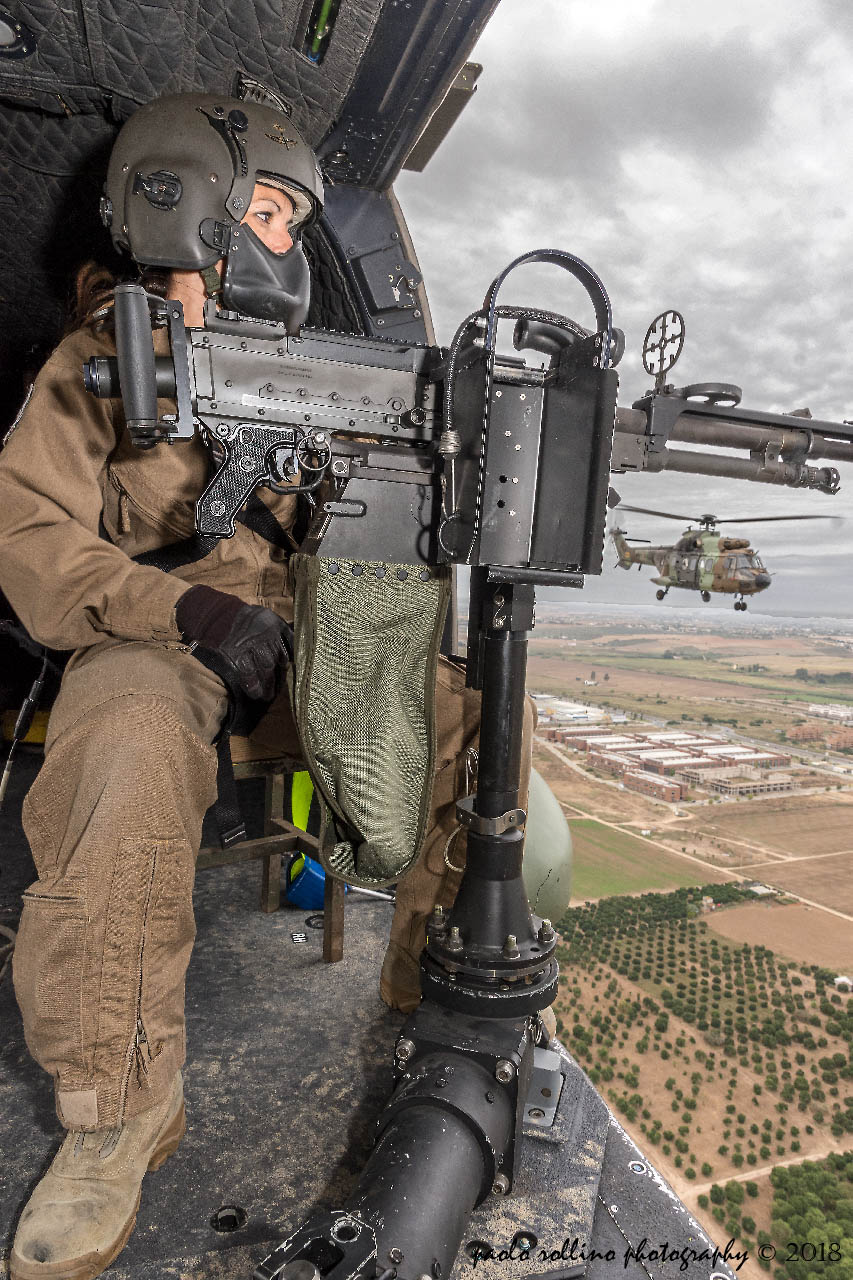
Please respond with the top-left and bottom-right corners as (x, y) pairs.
(0, 0), (384, 139)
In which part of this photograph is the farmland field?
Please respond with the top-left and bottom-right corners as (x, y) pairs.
(753, 850), (853, 917)
(567, 817), (729, 902)
(699, 796), (853, 858)
(705, 900), (853, 970)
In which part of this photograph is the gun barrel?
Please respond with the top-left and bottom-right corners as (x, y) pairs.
(614, 406), (853, 466)
(648, 446), (839, 493)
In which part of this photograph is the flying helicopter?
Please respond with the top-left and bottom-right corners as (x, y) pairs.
(611, 506), (835, 609)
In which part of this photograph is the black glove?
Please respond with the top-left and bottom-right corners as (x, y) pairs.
(176, 585), (293, 703)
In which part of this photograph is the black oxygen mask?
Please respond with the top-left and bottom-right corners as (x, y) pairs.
(220, 221), (311, 332)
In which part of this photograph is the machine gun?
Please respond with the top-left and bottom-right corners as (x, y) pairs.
(85, 250), (641, 1280)
(85, 250), (617, 580)
(610, 309), (853, 493)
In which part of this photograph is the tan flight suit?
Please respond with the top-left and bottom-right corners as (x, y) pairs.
(0, 324), (533, 1133)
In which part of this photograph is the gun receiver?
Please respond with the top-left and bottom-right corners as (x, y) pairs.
(612, 384), (853, 494)
(86, 258), (618, 579)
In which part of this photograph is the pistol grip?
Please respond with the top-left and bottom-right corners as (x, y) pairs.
(196, 440), (272, 537)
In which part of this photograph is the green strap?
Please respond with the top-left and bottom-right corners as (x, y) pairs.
(291, 769), (314, 831)
(201, 265), (222, 298)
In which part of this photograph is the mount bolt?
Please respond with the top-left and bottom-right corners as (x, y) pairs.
(503, 934), (520, 959)
(538, 919), (555, 943)
(495, 1059), (515, 1084)
(396, 1038), (416, 1064)
(429, 904), (447, 933)
(492, 1173), (510, 1196)
(446, 925), (463, 953)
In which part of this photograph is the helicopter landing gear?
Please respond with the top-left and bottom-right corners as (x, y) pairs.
(655, 588), (668, 601)
(701, 591), (711, 602)
(734, 598), (747, 611)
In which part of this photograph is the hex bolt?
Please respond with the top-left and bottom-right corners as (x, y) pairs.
(495, 1059), (515, 1084)
(389, 1248), (404, 1264)
(502, 934), (520, 959)
(446, 925), (463, 953)
(429, 904), (447, 932)
(538, 919), (555, 943)
(492, 1173), (510, 1196)
(396, 1038), (416, 1064)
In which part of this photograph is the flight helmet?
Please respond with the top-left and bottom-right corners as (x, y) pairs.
(102, 92), (324, 329)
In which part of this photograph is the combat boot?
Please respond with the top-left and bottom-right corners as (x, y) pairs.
(10, 1072), (185, 1280)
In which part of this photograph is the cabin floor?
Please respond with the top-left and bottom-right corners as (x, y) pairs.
(1, 752), (736, 1280)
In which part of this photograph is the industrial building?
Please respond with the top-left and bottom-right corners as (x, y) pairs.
(623, 772), (682, 802)
(678, 767), (794, 796)
(544, 722), (792, 799)
(808, 703), (853, 724)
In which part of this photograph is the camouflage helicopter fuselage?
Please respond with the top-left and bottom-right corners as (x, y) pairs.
(612, 526), (771, 602)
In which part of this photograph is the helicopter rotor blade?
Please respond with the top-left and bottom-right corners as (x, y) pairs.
(616, 504), (699, 521)
(713, 514), (842, 524)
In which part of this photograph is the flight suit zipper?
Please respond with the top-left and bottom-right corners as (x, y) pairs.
(121, 850), (159, 1110)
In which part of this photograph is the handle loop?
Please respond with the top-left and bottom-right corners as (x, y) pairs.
(481, 248), (612, 367)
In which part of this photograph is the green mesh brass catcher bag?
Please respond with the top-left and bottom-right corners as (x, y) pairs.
(290, 553), (451, 887)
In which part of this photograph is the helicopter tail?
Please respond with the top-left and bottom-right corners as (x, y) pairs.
(610, 527), (634, 569)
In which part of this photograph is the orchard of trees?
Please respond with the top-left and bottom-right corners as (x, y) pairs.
(554, 885), (853, 1216)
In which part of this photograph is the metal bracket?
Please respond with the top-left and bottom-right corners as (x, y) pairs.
(631, 391), (686, 455)
(323, 499), (367, 517)
(523, 1046), (565, 1128)
(162, 300), (195, 439)
(455, 795), (526, 835)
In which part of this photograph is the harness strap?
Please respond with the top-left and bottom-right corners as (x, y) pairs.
(132, 492), (293, 572)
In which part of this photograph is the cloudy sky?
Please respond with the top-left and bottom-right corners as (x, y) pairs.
(396, 0), (853, 617)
